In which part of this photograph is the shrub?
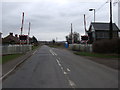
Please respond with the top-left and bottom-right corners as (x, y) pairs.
(93, 38), (120, 54)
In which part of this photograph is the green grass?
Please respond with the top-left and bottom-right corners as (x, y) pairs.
(74, 52), (120, 58)
(32, 45), (40, 50)
(1, 45), (40, 64)
(48, 44), (64, 48)
(2, 54), (23, 64)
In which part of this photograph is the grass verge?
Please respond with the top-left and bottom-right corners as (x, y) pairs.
(32, 45), (40, 50)
(2, 45), (40, 64)
(2, 54), (23, 64)
(48, 44), (64, 48)
(74, 52), (120, 58)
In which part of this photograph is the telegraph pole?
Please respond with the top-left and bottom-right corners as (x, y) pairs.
(109, 0), (113, 39)
(84, 14), (87, 35)
(27, 22), (31, 44)
(28, 22), (31, 36)
(71, 23), (74, 44)
(20, 12), (24, 35)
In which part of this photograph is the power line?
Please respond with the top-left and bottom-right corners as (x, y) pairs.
(86, 0), (109, 20)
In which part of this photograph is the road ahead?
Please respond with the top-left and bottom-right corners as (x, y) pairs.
(3, 45), (118, 88)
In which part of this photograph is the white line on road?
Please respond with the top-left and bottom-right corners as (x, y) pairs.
(56, 58), (76, 88)
(63, 71), (67, 75)
(67, 68), (71, 72)
(49, 49), (57, 56)
(68, 80), (76, 88)
(33, 50), (37, 55)
(49, 50), (55, 56)
(61, 67), (64, 70)
(56, 59), (61, 66)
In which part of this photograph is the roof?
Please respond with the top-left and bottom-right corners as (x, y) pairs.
(89, 22), (120, 31)
(3, 34), (19, 43)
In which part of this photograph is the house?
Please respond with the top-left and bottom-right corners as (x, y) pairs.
(2, 33), (20, 45)
(87, 22), (120, 43)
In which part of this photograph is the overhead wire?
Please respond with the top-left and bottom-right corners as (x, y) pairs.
(86, 0), (109, 20)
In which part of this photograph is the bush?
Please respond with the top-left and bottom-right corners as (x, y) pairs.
(93, 38), (120, 54)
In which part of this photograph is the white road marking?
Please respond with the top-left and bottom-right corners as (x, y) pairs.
(56, 59), (61, 66)
(67, 68), (71, 72)
(61, 67), (64, 70)
(68, 80), (76, 88)
(56, 58), (76, 88)
(63, 71), (67, 75)
(49, 49), (57, 56)
(49, 50), (55, 55)
(54, 52), (57, 56)
(33, 50), (37, 55)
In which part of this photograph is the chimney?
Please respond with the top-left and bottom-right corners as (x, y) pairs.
(10, 33), (13, 36)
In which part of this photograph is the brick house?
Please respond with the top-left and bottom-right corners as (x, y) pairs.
(2, 33), (19, 44)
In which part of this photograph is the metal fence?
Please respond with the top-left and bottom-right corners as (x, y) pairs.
(2, 45), (32, 55)
(69, 44), (93, 52)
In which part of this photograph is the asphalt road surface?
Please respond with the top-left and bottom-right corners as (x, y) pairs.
(3, 45), (118, 88)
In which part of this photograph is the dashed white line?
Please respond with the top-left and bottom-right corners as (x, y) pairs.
(56, 59), (61, 66)
(49, 49), (57, 56)
(67, 68), (71, 72)
(63, 71), (67, 75)
(61, 67), (64, 70)
(56, 58), (76, 88)
(68, 80), (76, 88)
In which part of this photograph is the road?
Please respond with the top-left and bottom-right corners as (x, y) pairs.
(3, 45), (118, 88)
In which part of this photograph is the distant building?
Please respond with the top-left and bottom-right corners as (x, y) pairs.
(87, 22), (120, 43)
(2, 33), (19, 45)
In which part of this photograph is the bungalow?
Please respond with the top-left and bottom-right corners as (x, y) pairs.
(87, 22), (120, 43)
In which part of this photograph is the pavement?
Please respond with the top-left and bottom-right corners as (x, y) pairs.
(2, 45), (119, 88)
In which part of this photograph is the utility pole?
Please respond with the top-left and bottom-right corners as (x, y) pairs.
(84, 14), (87, 35)
(71, 23), (74, 44)
(20, 12), (24, 35)
(109, 0), (113, 39)
(28, 22), (31, 36)
(89, 9), (95, 22)
(27, 22), (31, 44)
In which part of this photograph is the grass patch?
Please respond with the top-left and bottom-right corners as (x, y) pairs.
(1, 45), (40, 64)
(48, 44), (64, 48)
(2, 54), (23, 64)
(32, 45), (40, 50)
(74, 52), (120, 58)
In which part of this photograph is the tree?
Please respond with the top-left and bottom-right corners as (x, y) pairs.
(66, 32), (80, 44)
(31, 36), (38, 45)
(52, 39), (55, 44)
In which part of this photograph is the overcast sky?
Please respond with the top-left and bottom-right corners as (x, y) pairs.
(1, 0), (119, 41)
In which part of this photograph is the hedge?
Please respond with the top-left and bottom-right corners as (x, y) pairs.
(93, 38), (120, 54)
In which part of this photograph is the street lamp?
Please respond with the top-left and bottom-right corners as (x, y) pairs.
(89, 9), (95, 22)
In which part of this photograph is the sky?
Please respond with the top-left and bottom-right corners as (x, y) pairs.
(1, 0), (119, 41)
